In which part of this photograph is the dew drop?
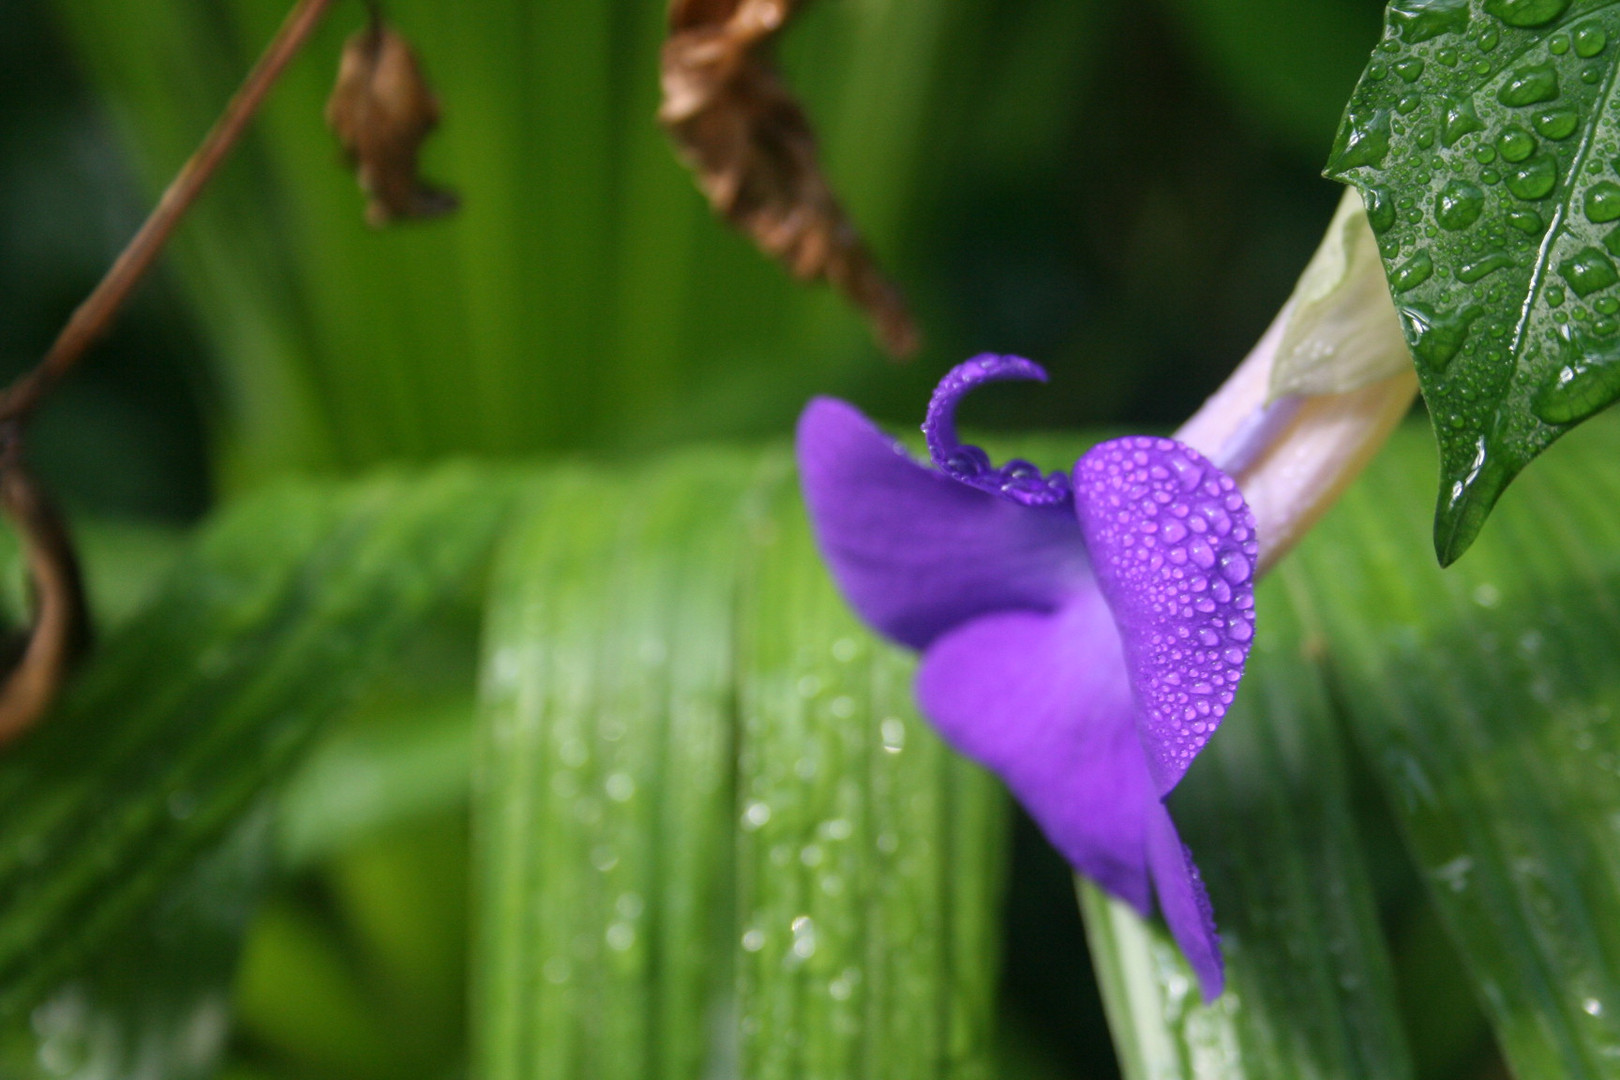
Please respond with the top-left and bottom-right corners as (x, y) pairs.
(1587, 181), (1620, 223)
(1218, 551), (1253, 585)
(1399, 302), (1485, 371)
(1442, 94), (1485, 147)
(1534, 349), (1620, 423)
(1393, 251), (1435, 291)
(791, 915), (818, 960)
(1497, 125), (1536, 162)
(1483, 0), (1571, 28)
(1331, 109), (1392, 171)
(1576, 22), (1608, 57)
(1396, 57), (1427, 82)
(1458, 252), (1514, 282)
(1391, 0), (1472, 43)
(1508, 208), (1544, 233)
(1436, 179), (1485, 229)
(1533, 106), (1579, 140)
(1497, 63), (1560, 108)
(1558, 247), (1619, 297)
(1505, 154), (1558, 200)
(742, 800), (772, 830)
(945, 447), (989, 477)
(1364, 185), (1397, 231)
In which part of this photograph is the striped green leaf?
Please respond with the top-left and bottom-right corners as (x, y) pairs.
(1294, 414), (1620, 1079)
(1080, 570), (1414, 1080)
(0, 465), (514, 1022)
(473, 450), (1008, 1080)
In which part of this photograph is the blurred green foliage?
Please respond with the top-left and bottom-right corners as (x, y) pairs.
(0, 1), (1412, 1079)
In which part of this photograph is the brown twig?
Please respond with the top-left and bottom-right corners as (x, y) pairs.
(0, 0), (340, 748)
(0, 425), (90, 746)
(0, 0), (340, 424)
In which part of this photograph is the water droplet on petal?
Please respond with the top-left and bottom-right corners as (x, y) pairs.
(1219, 551), (1252, 584)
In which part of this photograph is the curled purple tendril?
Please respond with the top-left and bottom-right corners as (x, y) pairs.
(922, 355), (1073, 507)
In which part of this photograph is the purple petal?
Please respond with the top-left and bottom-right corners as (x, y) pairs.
(923, 355), (1072, 507)
(1147, 801), (1224, 1000)
(798, 397), (1088, 650)
(1074, 437), (1257, 795)
(914, 591), (1155, 912)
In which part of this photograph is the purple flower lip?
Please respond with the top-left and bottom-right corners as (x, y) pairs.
(797, 355), (1259, 1000)
(924, 355), (1073, 507)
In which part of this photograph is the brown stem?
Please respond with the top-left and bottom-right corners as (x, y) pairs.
(0, 0), (340, 424)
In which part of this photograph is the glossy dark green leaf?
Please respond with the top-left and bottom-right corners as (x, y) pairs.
(1079, 572), (1414, 1080)
(1327, 0), (1620, 563)
(1294, 414), (1620, 1077)
(0, 467), (514, 1020)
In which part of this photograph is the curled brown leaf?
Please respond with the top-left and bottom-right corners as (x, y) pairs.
(0, 430), (89, 747)
(660, 0), (919, 358)
(327, 11), (458, 227)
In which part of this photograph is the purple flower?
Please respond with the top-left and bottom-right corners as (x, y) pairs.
(796, 355), (1258, 999)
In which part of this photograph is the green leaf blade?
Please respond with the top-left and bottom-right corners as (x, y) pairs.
(1293, 415), (1620, 1077)
(1327, 0), (1620, 563)
(0, 467), (514, 1020)
(1081, 573), (1414, 1080)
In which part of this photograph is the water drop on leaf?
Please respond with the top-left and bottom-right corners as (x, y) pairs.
(1394, 250), (1436, 291)
(1576, 22), (1608, 57)
(1505, 154), (1558, 199)
(1557, 246), (1619, 297)
(1585, 181), (1620, 223)
(1483, 0), (1572, 28)
(1437, 179), (1486, 229)
(1497, 125), (1536, 162)
(1365, 185), (1398, 231)
(1397, 57), (1427, 83)
(1442, 94), (1485, 147)
(1399, 302), (1484, 370)
(1391, 0), (1472, 43)
(1533, 106), (1580, 139)
(1508, 208), (1544, 232)
(1497, 63), (1560, 107)
(1458, 252), (1515, 282)
(1533, 335), (1620, 422)
(1331, 109), (1393, 170)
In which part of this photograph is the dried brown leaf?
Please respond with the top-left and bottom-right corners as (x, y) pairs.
(0, 432), (89, 747)
(660, 0), (919, 358)
(327, 13), (458, 227)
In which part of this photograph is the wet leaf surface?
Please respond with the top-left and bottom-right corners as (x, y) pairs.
(1328, 0), (1620, 563)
